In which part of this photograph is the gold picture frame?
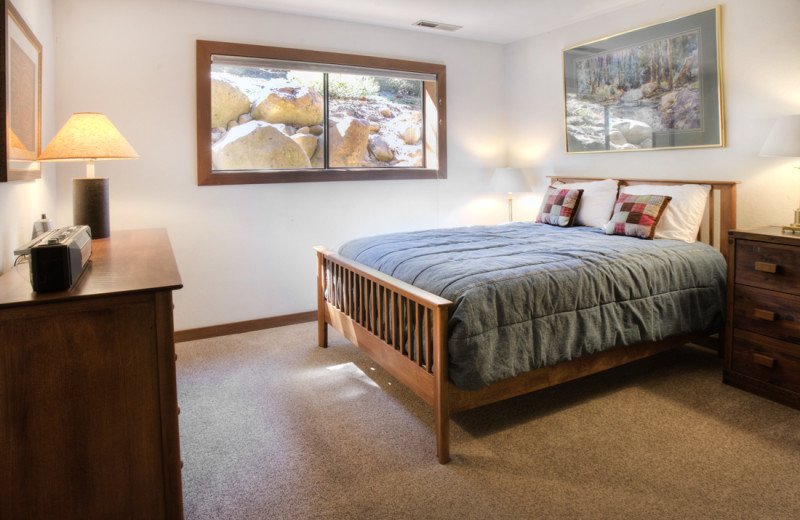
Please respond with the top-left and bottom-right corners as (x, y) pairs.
(1, 0), (42, 181)
(563, 6), (724, 153)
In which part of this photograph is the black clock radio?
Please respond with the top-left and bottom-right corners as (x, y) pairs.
(14, 225), (93, 292)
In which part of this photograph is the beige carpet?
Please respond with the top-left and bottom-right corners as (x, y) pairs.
(176, 323), (800, 519)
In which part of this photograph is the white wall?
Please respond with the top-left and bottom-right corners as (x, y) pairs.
(42, 0), (800, 332)
(505, 0), (800, 226)
(0, 0), (55, 274)
(51, 0), (506, 330)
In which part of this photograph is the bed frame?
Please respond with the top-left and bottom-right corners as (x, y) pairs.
(315, 177), (738, 463)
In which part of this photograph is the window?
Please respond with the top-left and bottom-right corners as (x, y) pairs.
(196, 41), (446, 185)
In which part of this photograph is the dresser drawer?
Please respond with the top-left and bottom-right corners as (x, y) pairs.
(733, 284), (800, 343)
(731, 329), (800, 395)
(735, 239), (800, 295)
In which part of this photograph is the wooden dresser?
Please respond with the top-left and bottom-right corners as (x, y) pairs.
(0, 229), (184, 519)
(725, 226), (800, 409)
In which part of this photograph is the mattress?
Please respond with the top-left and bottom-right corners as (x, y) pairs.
(339, 223), (727, 390)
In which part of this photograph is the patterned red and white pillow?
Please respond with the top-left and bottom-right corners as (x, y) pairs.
(535, 187), (584, 227)
(603, 193), (672, 239)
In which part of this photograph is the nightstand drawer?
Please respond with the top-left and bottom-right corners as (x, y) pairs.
(735, 240), (800, 295)
(731, 329), (800, 395)
(733, 284), (800, 343)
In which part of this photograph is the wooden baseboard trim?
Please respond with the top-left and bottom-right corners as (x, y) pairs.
(174, 311), (317, 343)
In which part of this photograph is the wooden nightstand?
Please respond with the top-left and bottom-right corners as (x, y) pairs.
(725, 226), (800, 409)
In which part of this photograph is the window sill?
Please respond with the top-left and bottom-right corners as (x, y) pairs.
(198, 167), (445, 186)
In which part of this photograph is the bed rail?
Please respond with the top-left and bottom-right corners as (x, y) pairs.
(315, 247), (454, 462)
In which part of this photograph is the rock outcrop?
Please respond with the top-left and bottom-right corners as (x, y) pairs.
(212, 121), (311, 170)
(660, 87), (700, 130)
(329, 117), (370, 167)
(612, 120), (652, 146)
(211, 78), (250, 129)
(400, 124), (421, 145)
(251, 86), (324, 128)
(368, 136), (394, 162)
(291, 133), (319, 161)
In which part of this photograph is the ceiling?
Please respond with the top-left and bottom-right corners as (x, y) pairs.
(194, 0), (646, 44)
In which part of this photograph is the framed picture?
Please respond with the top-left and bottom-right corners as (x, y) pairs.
(563, 7), (723, 153)
(1, 0), (42, 181)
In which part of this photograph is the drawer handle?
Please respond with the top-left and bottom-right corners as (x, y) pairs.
(753, 353), (776, 368)
(753, 308), (777, 321)
(755, 261), (777, 273)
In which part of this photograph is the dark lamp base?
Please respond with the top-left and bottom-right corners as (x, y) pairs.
(73, 178), (109, 239)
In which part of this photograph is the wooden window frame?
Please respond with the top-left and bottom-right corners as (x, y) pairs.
(196, 40), (447, 186)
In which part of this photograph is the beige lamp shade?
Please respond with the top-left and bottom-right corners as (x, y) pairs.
(38, 113), (137, 239)
(38, 113), (138, 162)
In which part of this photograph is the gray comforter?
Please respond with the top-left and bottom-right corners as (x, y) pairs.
(339, 223), (727, 390)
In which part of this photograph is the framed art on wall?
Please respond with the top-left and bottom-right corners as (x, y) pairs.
(1, 0), (42, 181)
(563, 6), (723, 154)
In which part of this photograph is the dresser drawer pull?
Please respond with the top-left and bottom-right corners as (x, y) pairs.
(753, 353), (776, 368)
(754, 261), (778, 274)
(753, 308), (777, 321)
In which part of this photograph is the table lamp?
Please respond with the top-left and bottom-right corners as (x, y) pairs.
(38, 113), (138, 239)
(491, 167), (528, 222)
(759, 114), (800, 233)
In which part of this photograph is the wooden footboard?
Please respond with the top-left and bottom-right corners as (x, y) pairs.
(315, 247), (453, 462)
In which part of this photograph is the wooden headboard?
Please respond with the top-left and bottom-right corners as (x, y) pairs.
(547, 177), (739, 261)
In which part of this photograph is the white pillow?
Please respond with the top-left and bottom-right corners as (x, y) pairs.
(551, 178), (619, 228)
(619, 183), (711, 243)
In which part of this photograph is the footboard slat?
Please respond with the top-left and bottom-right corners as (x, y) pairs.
(426, 308), (434, 374)
(360, 275), (366, 327)
(348, 271), (355, 318)
(392, 292), (400, 350)
(371, 280), (379, 336)
(418, 303), (424, 364)
(407, 301), (414, 361)
(367, 279), (374, 334)
(384, 287), (391, 343)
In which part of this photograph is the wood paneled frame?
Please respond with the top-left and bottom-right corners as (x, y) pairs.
(1, 0), (43, 182)
(196, 40), (447, 185)
(315, 178), (737, 464)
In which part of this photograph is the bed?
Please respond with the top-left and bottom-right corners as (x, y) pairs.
(314, 177), (738, 463)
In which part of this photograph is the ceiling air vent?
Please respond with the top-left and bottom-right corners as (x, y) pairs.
(413, 19), (462, 32)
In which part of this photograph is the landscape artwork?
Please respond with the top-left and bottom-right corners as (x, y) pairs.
(563, 7), (723, 153)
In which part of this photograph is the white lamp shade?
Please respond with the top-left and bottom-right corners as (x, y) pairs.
(491, 167), (528, 193)
(38, 113), (139, 161)
(760, 115), (800, 157)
